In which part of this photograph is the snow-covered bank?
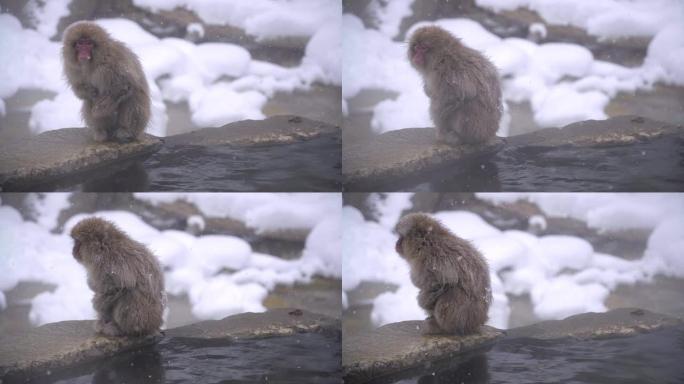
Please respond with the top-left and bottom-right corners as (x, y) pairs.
(343, 193), (684, 329)
(0, 193), (341, 326)
(344, 0), (684, 134)
(0, 0), (340, 136)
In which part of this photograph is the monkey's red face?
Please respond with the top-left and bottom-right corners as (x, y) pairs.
(74, 37), (94, 62)
(410, 43), (429, 67)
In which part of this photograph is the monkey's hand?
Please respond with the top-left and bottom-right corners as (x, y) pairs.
(72, 83), (98, 100)
(92, 95), (119, 118)
(418, 285), (446, 310)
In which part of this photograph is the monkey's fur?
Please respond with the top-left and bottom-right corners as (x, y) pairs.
(71, 217), (164, 337)
(63, 21), (150, 143)
(395, 213), (491, 335)
(408, 26), (502, 145)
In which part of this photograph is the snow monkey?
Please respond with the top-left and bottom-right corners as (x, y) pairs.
(71, 217), (164, 337)
(395, 212), (491, 335)
(408, 26), (502, 145)
(62, 21), (150, 143)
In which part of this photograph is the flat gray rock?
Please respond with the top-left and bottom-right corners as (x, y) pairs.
(0, 320), (161, 381)
(166, 308), (340, 339)
(507, 307), (683, 340)
(0, 128), (162, 191)
(166, 115), (339, 146)
(342, 321), (502, 384)
(343, 128), (504, 188)
(508, 115), (682, 147)
(0, 308), (337, 381)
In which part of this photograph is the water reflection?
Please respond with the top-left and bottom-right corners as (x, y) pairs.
(414, 354), (489, 384)
(379, 135), (684, 192)
(91, 347), (164, 384)
(37, 333), (341, 384)
(386, 325), (684, 384)
(31, 133), (341, 192)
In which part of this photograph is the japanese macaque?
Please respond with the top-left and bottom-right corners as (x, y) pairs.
(408, 26), (502, 145)
(71, 217), (164, 337)
(62, 21), (150, 143)
(395, 213), (491, 335)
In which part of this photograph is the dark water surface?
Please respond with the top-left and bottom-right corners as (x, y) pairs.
(380, 325), (684, 384)
(40, 133), (341, 192)
(29, 332), (341, 384)
(393, 136), (684, 192)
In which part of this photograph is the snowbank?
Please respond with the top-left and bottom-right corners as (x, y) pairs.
(343, 1), (684, 134)
(344, 193), (684, 329)
(0, 1), (341, 136)
(0, 193), (341, 326)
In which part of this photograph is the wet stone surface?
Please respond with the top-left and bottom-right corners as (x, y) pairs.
(344, 115), (684, 191)
(342, 308), (682, 383)
(342, 321), (503, 384)
(165, 115), (339, 147)
(0, 308), (339, 382)
(343, 128), (504, 190)
(0, 129), (163, 191)
(1, 115), (341, 192)
(507, 307), (683, 340)
(0, 320), (162, 381)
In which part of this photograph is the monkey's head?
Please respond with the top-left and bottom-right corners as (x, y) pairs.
(394, 213), (444, 259)
(70, 217), (123, 264)
(63, 21), (111, 65)
(408, 26), (460, 69)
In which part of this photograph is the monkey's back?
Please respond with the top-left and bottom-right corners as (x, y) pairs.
(111, 240), (165, 335)
(418, 230), (492, 334)
(430, 41), (502, 144)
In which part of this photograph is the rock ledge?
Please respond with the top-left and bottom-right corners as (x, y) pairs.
(0, 129), (162, 191)
(343, 321), (502, 384)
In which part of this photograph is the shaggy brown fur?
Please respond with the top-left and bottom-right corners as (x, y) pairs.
(63, 21), (150, 143)
(395, 213), (491, 335)
(71, 217), (164, 337)
(408, 26), (502, 145)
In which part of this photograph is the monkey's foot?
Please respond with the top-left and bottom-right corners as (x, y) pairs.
(420, 316), (444, 335)
(91, 129), (108, 143)
(112, 130), (137, 144)
(95, 321), (123, 337)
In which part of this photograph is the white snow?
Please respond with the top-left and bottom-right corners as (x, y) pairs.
(24, 193), (72, 230)
(367, 0), (417, 39)
(477, 193), (684, 232)
(345, 193), (684, 330)
(476, 0), (683, 39)
(24, 0), (71, 38)
(0, 193), (341, 325)
(133, 0), (340, 41)
(135, 193), (341, 233)
(1, 1), (340, 137)
(344, 1), (684, 134)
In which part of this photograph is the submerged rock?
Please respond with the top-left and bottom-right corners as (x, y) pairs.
(343, 128), (504, 189)
(0, 308), (337, 381)
(0, 128), (163, 191)
(342, 321), (503, 384)
(507, 307), (683, 340)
